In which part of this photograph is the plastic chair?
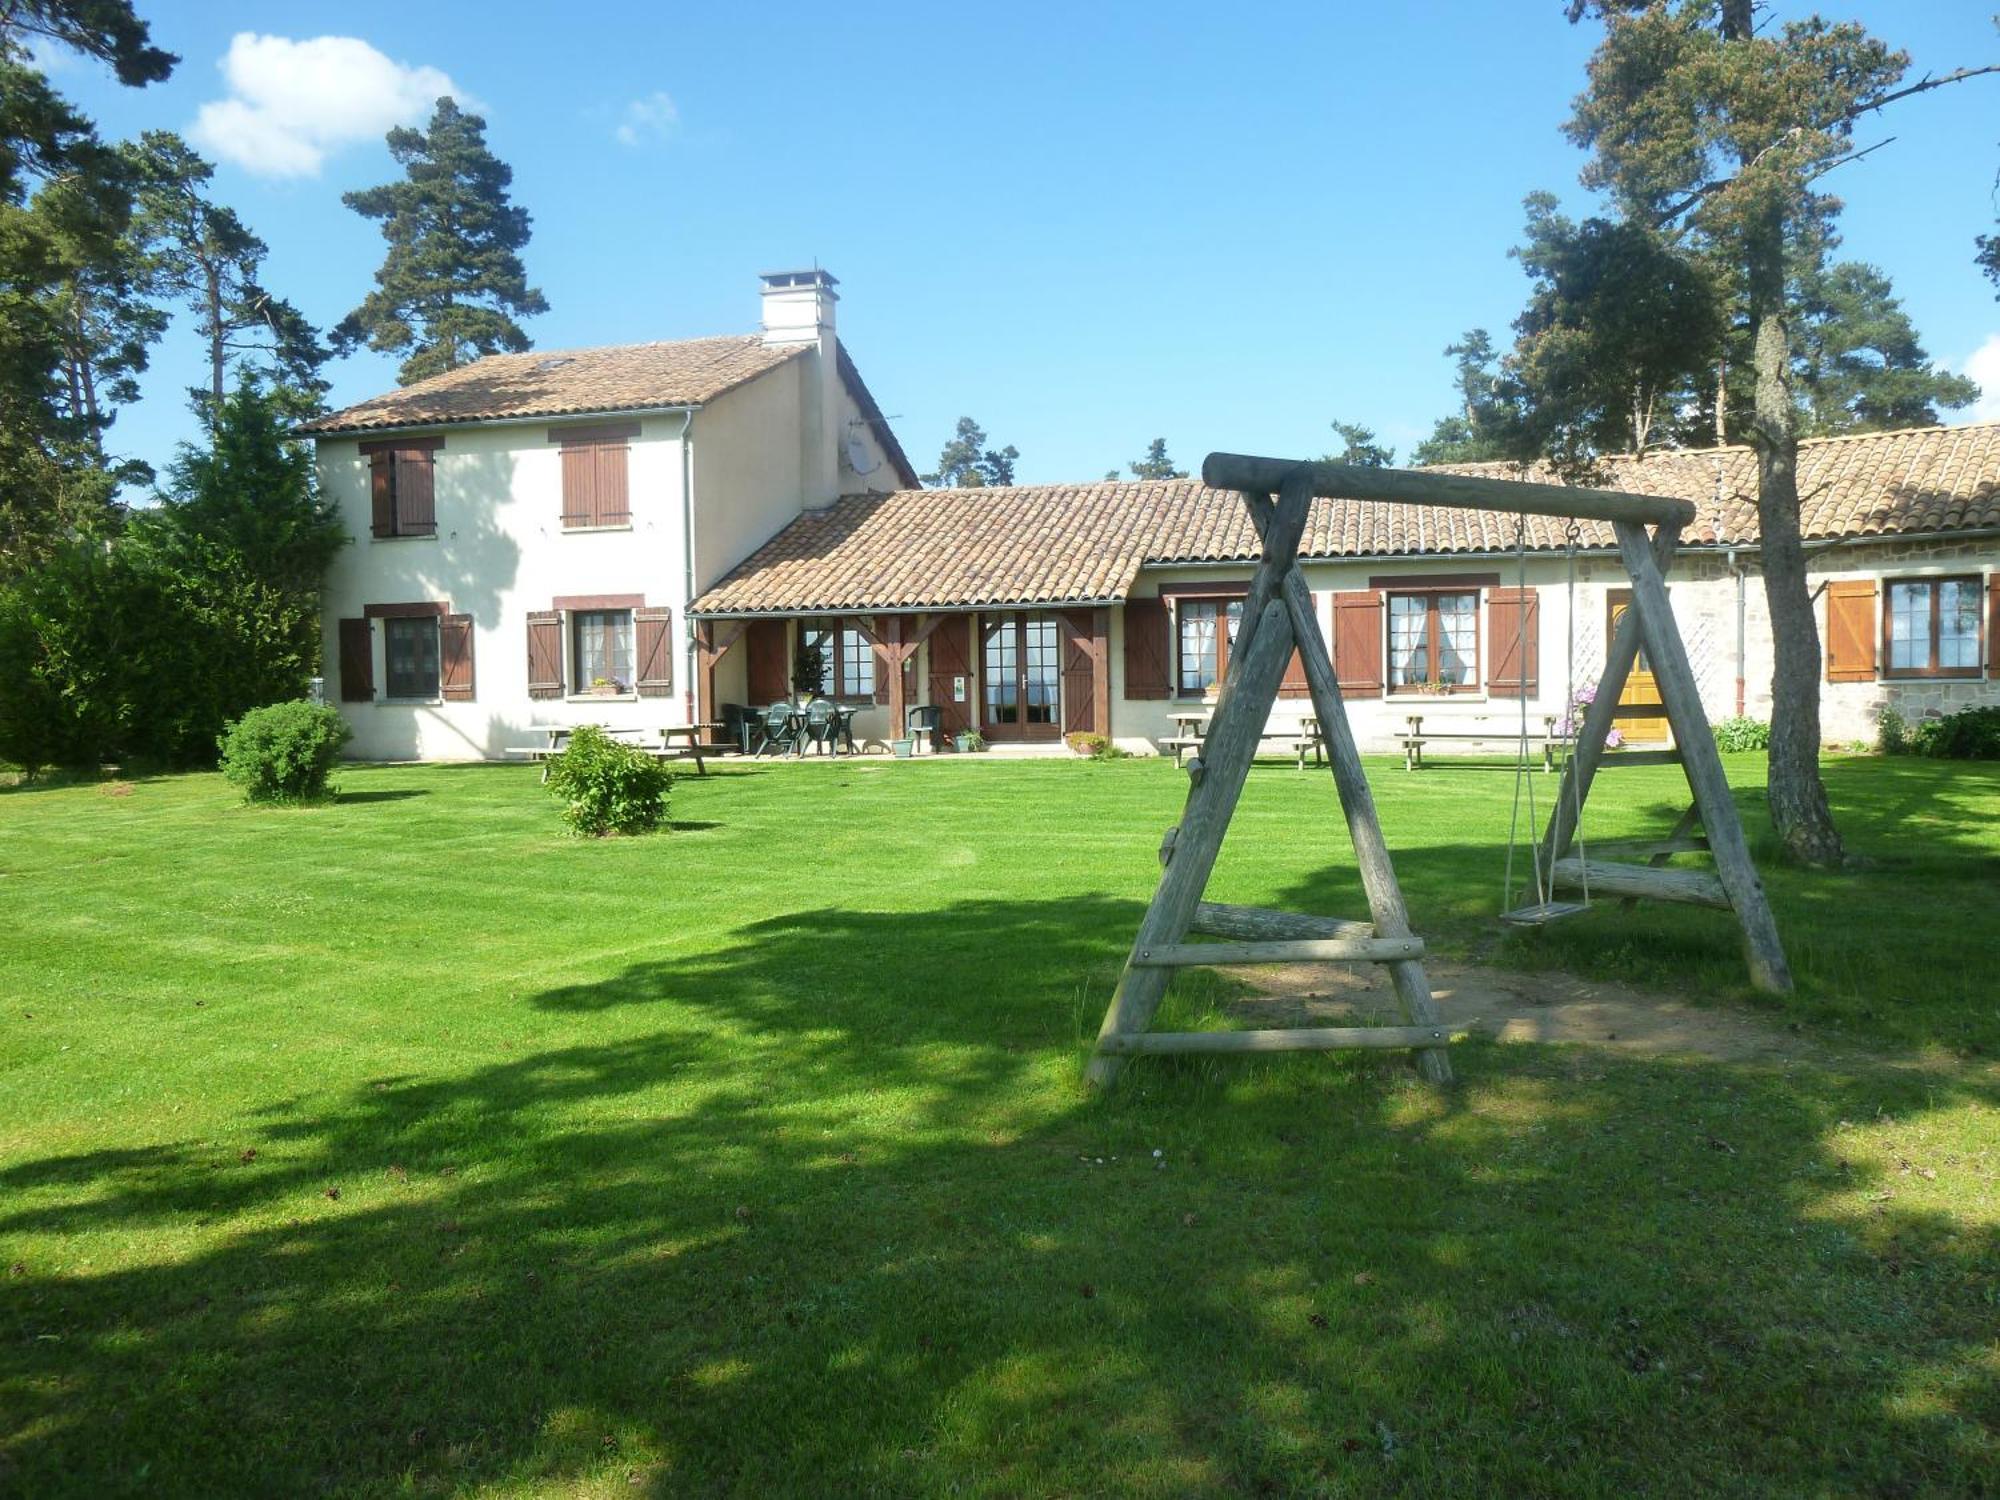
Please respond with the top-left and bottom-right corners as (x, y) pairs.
(803, 697), (839, 756)
(906, 703), (943, 754)
(755, 702), (800, 758)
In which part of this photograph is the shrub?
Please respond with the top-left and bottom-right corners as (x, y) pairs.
(1913, 705), (2000, 760)
(217, 700), (351, 803)
(1711, 716), (1771, 752)
(1065, 731), (1127, 760)
(544, 725), (672, 836)
(1877, 706), (1908, 755)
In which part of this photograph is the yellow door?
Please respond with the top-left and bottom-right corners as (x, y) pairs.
(1608, 590), (1670, 745)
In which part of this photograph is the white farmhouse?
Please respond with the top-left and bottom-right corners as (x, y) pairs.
(307, 271), (2000, 760)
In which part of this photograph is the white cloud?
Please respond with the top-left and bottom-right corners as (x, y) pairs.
(1965, 333), (2000, 424)
(189, 33), (468, 179)
(614, 91), (679, 147)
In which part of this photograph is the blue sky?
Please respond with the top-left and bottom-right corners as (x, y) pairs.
(45, 0), (2000, 487)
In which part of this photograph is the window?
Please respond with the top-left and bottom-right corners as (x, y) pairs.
(364, 440), (440, 538)
(572, 609), (636, 693)
(1388, 591), (1478, 693)
(384, 616), (441, 699)
(802, 619), (875, 698)
(1884, 577), (1982, 678)
(553, 422), (637, 529)
(1176, 597), (1244, 696)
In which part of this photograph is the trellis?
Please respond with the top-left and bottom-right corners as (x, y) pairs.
(1087, 453), (1791, 1089)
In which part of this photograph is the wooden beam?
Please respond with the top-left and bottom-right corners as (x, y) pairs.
(1091, 607), (1111, 737)
(1611, 519), (1792, 994)
(886, 614), (906, 737)
(1134, 937), (1426, 965)
(1190, 902), (1375, 942)
(1202, 453), (1698, 529)
(1549, 857), (1728, 909)
(1099, 1024), (1455, 1055)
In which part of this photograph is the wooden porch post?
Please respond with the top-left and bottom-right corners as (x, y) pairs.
(1092, 607), (1111, 734)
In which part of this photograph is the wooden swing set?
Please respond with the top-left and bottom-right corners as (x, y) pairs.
(1088, 452), (1792, 1090)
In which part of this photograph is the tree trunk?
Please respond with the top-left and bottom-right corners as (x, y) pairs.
(206, 260), (225, 407)
(1745, 214), (1844, 868)
(1714, 359), (1727, 446)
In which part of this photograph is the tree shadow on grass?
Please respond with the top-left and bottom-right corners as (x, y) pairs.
(1, 894), (1995, 1495)
(333, 789), (430, 805)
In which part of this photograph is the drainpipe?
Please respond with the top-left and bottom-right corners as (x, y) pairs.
(679, 410), (697, 722)
(1726, 547), (1747, 717)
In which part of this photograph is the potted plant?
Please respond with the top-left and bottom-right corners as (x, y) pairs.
(955, 729), (985, 753)
(791, 642), (827, 703)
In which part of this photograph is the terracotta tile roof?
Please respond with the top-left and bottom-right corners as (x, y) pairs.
(298, 335), (810, 435)
(693, 423), (2000, 615)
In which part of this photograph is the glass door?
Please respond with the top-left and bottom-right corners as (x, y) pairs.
(981, 613), (1062, 740)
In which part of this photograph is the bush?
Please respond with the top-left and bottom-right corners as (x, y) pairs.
(1711, 716), (1771, 752)
(1877, 706), (1909, 755)
(1912, 705), (2000, 760)
(544, 725), (672, 836)
(1064, 731), (1127, 760)
(217, 700), (351, 803)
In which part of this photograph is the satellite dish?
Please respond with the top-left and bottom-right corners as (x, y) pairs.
(845, 430), (879, 476)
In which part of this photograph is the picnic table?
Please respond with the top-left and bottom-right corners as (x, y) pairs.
(504, 722), (727, 779)
(1394, 713), (1560, 771)
(1160, 710), (1326, 770)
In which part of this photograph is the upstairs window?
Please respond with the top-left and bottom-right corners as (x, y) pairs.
(1388, 590), (1478, 693)
(364, 438), (442, 538)
(1176, 597), (1244, 696)
(552, 422), (638, 529)
(1885, 577), (1981, 679)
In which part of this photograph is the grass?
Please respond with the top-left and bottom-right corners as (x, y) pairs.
(1, 753), (1996, 1496)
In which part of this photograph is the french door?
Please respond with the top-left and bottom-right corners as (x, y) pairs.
(981, 612), (1062, 740)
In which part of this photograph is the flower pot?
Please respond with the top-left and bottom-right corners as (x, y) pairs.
(891, 738), (915, 759)
(955, 734), (983, 753)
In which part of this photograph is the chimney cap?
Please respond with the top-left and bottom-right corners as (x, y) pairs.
(759, 268), (839, 292)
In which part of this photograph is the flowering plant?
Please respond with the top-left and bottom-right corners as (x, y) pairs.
(1559, 684), (1622, 748)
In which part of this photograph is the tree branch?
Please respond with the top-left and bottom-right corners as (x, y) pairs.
(1845, 64), (2000, 122)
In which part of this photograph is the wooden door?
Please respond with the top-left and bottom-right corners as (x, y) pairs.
(928, 614), (973, 737)
(981, 612), (1062, 741)
(1608, 589), (1670, 744)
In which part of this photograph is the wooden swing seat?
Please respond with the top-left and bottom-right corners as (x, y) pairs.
(1498, 900), (1590, 927)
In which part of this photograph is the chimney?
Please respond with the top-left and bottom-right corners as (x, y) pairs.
(759, 269), (842, 508)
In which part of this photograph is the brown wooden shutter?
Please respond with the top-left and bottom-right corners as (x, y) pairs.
(1486, 587), (1539, 697)
(1988, 576), (1999, 680)
(592, 444), (630, 526)
(1061, 610), (1097, 733)
(394, 450), (436, 536)
(928, 614), (972, 737)
(1279, 649), (1310, 698)
(439, 613), (475, 700)
(1824, 580), (1876, 682)
(635, 607), (672, 697)
(338, 617), (373, 701)
(559, 446), (594, 528)
(369, 454), (394, 537)
(526, 610), (564, 699)
(1332, 590), (1384, 692)
(746, 617), (789, 703)
(1123, 597), (1171, 699)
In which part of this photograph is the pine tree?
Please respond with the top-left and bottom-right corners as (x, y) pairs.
(1792, 261), (1977, 434)
(1412, 329), (1515, 465)
(925, 416), (1018, 487)
(1562, 0), (1998, 867)
(1323, 419), (1394, 467)
(133, 132), (328, 417)
(335, 98), (547, 385)
(1127, 438), (1185, 479)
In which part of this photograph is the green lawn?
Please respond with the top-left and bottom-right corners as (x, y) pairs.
(1, 754), (1996, 1496)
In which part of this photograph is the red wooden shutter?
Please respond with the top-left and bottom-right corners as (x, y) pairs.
(439, 613), (475, 701)
(1061, 610), (1097, 733)
(1332, 590), (1384, 692)
(1486, 587), (1539, 697)
(1988, 577), (1999, 680)
(526, 610), (564, 699)
(369, 455), (394, 537)
(1123, 597), (1171, 699)
(394, 450), (436, 535)
(928, 614), (972, 736)
(338, 617), (373, 701)
(746, 618), (789, 703)
(635, 607), (672, 697)
(1824, 580), (1876, 682)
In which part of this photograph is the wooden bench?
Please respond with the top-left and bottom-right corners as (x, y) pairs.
(1161, 730), (1325, 771)
(1394, 714), (1560, 772)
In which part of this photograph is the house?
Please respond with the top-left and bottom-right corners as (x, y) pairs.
(306, 271), (2000, 760)
(301, 270), (917, 761)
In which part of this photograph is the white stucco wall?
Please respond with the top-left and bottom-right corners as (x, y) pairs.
(318, 414), (693, 761)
